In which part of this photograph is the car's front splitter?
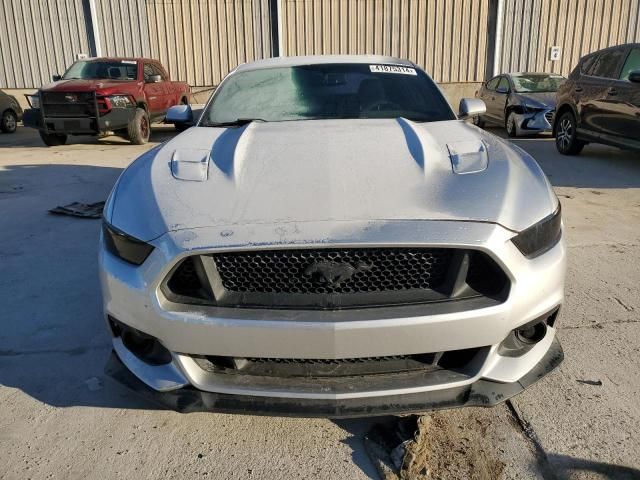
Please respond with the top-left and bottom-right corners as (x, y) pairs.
(105, 337), (563, 418)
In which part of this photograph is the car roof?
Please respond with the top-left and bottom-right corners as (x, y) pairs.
(73, 57), (158, 63)
(234, 55), (415, 72)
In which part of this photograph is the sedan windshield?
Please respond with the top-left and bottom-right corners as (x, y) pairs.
(63, 61), (138, 81)
(201, 63), (455, 125)
(511, 74), (565, 93)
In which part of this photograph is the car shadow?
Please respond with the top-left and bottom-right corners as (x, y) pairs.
(543, 454), (640, 480)
(0, 124), (178, 148)
(482, 126), (640, 189)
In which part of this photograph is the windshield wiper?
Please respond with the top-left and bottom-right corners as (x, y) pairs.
(206, 118), (266, 128)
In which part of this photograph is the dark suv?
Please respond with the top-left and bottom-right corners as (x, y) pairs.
(554, 43), (640, 155)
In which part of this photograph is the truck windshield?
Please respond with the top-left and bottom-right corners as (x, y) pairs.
(201, 63), (455, 125)
(63, 61), (138, 81)
(511, 74), (565, 93)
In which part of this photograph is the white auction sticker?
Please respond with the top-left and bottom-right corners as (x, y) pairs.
(121, 60), (137, 64)
(369, 65), (417, 75)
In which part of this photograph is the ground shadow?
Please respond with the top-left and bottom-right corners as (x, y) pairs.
(0, 124), (177, 148)
(483, 127), (640, 189)
(545, 454), (640, 479)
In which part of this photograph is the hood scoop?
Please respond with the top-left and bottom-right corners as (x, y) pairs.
(170, 149), (210, 182)
(447, 140), (488, 174)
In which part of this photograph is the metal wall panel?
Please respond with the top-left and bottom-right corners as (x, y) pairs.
(280, 0), (492, 83)
(0, 0), (92, 88)
(95, 0), (273, 87)
(498, 0), (640, 76)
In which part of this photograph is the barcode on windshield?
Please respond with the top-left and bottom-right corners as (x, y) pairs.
(369, 65), (417, 75)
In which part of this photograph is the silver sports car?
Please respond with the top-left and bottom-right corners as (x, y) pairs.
(100, 56), (565, 417)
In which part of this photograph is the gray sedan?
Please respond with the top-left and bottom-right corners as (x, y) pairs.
(474, 73), (565, 137)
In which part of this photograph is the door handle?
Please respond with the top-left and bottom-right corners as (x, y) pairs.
(608, 87), (618, 96)
(574, 87), (583, 93)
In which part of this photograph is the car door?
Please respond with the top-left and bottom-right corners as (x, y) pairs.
(143, 62), (165, 117)
(601, 47), (640, 140)
(479, 76), (501, 122)
(492, 76), (511, 124)
(577, 48), (628, 136)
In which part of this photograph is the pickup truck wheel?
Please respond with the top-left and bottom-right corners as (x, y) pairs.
(1, 109), (18, 133)
(39, 131), (67, 146)
(128, 108), (150, 145)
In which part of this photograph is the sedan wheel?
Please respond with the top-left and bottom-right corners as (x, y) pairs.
(506, 112), (518, 137)
(555, 112), (585, 155)
(1, 110), (17, 133)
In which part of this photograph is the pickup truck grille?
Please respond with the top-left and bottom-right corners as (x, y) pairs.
(164, 248), (509, 310)
(42, 92), (96, 117)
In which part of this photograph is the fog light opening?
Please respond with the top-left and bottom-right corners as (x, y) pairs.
(515, 322), (547, 344)
(108, 316), (172, 366)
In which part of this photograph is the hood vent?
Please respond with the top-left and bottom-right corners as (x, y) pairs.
(170, 149), (210, 182)
(447, 140), (488, 174)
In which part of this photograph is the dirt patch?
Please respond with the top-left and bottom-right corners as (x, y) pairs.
(402, 410), (505, 480)
(365, 409), (508, 480)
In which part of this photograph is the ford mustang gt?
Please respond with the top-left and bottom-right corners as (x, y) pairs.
(100, 55), (565, 417)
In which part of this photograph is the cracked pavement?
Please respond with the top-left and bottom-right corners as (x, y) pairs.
(1, 126), (639, 479)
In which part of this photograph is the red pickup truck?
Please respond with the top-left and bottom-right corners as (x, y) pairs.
(23, 57), (190, 146)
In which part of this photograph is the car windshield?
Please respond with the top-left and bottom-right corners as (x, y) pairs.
(201, 63), (455, 125)
(511, 74), (565, 93)
(62, 61), (138, 80)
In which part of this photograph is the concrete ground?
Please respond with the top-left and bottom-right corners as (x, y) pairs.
(0, 125), (639, 480)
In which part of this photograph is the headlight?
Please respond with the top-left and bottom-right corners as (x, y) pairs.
(108, 95), (133, 108)
(511, 206), (562, 258)
(30, 95), (40, 108)
(102, 220), (154, 265)
(522, 103), (544, 113)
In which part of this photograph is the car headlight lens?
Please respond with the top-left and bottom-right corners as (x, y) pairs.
(108, 95), (133, 108)
(511, 206), (562, 258)
(102, 220), (154, 265)
(31, 95), (40, 108)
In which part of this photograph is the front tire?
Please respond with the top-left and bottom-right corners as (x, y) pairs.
(555, 111), (585, 155)
(128, 108), (150, 145)
(506, 111), (518, 137)
(39, 131), (67, 146)
(1, 109), (18, 133)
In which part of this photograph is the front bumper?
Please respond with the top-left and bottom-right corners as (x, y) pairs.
(22, 107), (134, 134)
(100, 219), (566, 416)
(106, 337), (563, 417)
(513, 109), (554, 135)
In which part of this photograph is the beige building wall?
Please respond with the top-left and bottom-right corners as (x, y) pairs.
(0, 0), (92, 89)
(280, 0), (492, 83)
(498, 0), (640, 76)
(95, 0), (274, 87)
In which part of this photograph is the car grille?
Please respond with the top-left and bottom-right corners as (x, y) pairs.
(164, 248), (509, 310)
(214, 248), (452, 295)
(41, 92), (96, 117)
(544, 110), (554, 123)
(192, 347), (483, 378)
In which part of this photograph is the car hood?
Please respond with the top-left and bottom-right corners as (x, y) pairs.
(514, 92), (557, 108)
(40, 79), (138, 94)
(109, 119), (557, 242)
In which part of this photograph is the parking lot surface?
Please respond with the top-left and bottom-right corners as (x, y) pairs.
(1, 126), (639, 479)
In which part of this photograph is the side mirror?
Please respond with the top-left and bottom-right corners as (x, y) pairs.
(166, 104), (194, 125)
(459, 98), (486, 119)
(496, 86), (509, 94)
(148, 74), (162, 83)
(628, 70), (640, 83)
(52, 74), (62, 82)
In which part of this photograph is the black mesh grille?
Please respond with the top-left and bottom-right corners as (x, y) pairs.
(42, 92), (96, 117)
(164, 248), (509, 310)
(213, 248), (452, 295)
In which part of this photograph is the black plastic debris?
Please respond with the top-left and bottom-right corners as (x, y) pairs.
(49, 201), (105, 219)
